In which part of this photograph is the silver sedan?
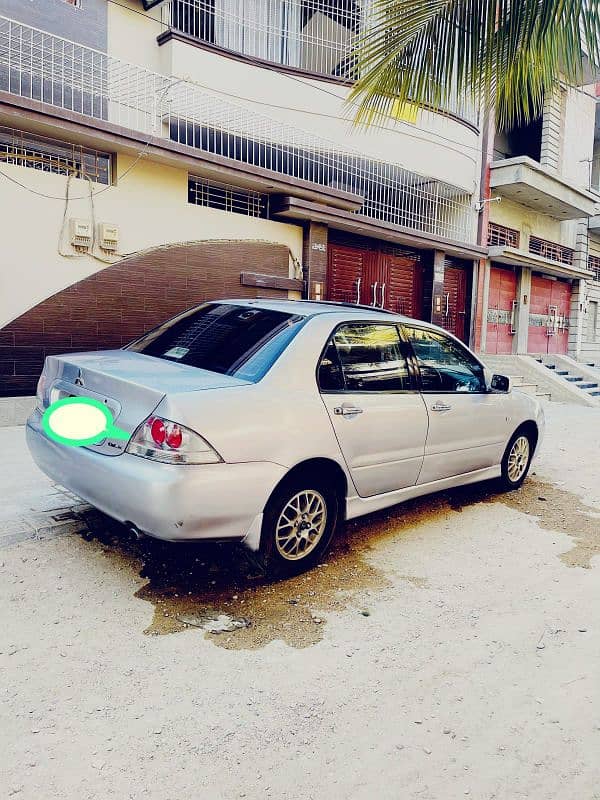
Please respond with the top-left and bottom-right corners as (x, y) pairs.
(27, 299), (544, 574)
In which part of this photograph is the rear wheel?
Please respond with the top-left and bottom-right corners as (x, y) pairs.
(499, 430), (533, 491)
(260, 477), (338, 576)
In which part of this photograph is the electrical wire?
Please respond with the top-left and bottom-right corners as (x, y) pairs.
(0, 78), (184, 202)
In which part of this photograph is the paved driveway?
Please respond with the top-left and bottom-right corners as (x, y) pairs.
(1, 402), (599, 800)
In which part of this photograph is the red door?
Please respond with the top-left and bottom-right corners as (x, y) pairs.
(443, 266), (468, 341)
(486, 267), (517, 354)
(528, 276), (571, 354)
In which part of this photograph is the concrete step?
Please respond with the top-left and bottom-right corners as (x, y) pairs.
(579, 383), (599, 390)
(535, 392), (552, 400)
(565, 376), (583, 382)
(513, 383), (539, 396)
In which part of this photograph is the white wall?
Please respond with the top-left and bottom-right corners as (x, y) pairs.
(561, 86), (596, 189)
(104, 3), (482, 197)
(0, 155), (303, 329)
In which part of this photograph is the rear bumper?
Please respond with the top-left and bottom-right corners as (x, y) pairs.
(26, 410), (286, 542)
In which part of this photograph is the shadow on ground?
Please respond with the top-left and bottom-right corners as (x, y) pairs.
(75, 477), (599, 650)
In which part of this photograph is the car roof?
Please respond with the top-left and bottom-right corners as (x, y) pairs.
(219, 298), (413, 322)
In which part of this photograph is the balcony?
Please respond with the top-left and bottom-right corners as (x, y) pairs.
(488, 226), (592, 279)
(0, 15), (477, 246)
(157, 0), (477, 125)
(490, 156), (599, 220)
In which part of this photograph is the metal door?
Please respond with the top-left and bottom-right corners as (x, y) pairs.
(528, 275), (571, 354)
(486, 267), (517, 354)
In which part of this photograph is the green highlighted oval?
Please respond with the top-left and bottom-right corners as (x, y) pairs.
(42, 396), (130, 447)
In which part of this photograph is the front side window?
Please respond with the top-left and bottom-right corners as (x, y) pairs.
(127, 303), (305, 382)
(404, 327), (486, 393)
(318, 323), (410, 392)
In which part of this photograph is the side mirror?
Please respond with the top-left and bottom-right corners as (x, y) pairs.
(490, 373), (511, 393)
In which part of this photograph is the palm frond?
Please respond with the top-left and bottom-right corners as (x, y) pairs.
(350, 0), (600, 129)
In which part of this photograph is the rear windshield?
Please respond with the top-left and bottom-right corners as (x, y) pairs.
(127, 303), (305, 382)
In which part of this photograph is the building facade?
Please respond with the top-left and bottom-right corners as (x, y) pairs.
(477, 83), (600, 363)
(0, 0), (486, 404)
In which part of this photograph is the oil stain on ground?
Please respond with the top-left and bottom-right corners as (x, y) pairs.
(78, 476), (599, 650)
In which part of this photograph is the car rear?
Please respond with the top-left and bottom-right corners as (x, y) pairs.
(26, 302), (307, 543)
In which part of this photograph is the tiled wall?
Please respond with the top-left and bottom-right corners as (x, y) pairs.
(0, 240), (291, 398)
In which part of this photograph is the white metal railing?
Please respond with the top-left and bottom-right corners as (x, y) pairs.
(0, 15), (476, 243)
(160, 0), (477, 124)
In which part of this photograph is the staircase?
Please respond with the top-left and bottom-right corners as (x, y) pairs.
(481, 354), (600, 406)
(536, 354), (600, 402)
(481, 356), (552, 401)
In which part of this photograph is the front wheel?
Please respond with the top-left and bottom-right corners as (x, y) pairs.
(259, 479), (338, 576)
(499, 430), (533, 491)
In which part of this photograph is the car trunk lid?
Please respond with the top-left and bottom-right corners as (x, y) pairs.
(40, 350), (250, 456)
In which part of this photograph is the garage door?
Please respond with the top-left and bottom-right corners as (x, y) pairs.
(486, 267), (517, 354)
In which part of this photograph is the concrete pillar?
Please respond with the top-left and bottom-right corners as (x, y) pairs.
(568, 278), (586, 359)
(478, 259), (491, 353)
(430, 250), (446, 328)
(302, 222), (328, 300)
(573, 222), (589, 274)
(540, 86), (565, 172)
(515, 268), (532, 354)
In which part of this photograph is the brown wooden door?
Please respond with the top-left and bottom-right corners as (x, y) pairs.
(443, 265), (468, 341)
(382, 254), (424, 318)
(327, 244), (366, 305)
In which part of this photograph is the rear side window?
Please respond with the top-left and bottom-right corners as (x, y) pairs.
(318, 323), (410, 392)
(127, 303), (304, 382)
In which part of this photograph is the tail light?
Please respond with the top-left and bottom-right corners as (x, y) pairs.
(126, 415), (221, 465)
(35, 374), (48, 411)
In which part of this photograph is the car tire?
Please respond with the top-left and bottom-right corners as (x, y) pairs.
(259, 476), (339, 576)
(498, 428), (534, 491)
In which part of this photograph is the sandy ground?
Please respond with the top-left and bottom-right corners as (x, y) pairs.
(1, 401), (600, 800)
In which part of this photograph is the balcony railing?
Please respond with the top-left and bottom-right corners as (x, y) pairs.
(529, 235), (574, 266)
(589, 254), (600, 282)
(160, 0), (477, 124)
(0, 15), (476, 244)
(487, 222), (520, 248)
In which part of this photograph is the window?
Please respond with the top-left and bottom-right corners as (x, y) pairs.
(0, 126), (111, 185)
(405, 327), (486, 393)
(188, 175), (269, 218)
(127, 303), (305, 382)
(318, 324), (410, 392)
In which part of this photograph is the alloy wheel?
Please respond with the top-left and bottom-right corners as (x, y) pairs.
(275, 490), (327, 561)
(507, 435), (530, 483)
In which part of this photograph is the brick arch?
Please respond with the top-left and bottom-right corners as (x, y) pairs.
(0, 240), (292, 396)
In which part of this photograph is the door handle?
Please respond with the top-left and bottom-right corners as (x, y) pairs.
(431, 401), (452, 412)
(380, 282), (386, 308)
(371, 281), (378, 306)
(334, 405), (364, 417)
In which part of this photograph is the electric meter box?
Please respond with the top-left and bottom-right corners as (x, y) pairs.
(98, 222), (119, 251)
(69, 218), (92, 248)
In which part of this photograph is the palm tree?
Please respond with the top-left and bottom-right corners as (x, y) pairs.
(351, 0), (600, 127)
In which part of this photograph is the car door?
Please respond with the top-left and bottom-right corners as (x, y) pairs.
(318, 322), (429, 497)
(403, 325), (509, 484)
